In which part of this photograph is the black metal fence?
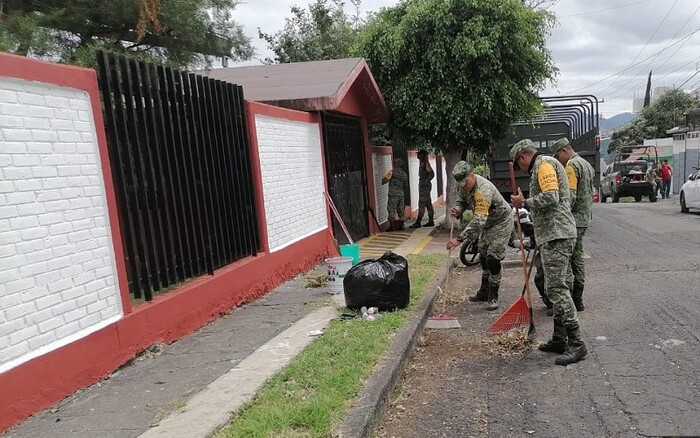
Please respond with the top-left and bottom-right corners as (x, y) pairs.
(96, 52), (260, 301)
(322, 112), (369, 244)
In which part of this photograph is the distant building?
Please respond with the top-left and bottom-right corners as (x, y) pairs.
(652, 86), (672, 104)
(632, 97), (645, 113)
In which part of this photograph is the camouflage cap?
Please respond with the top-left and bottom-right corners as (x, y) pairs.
(509, 139), (536, 160)
(452, 161), (472, 185)
(549, 137), (570, 154)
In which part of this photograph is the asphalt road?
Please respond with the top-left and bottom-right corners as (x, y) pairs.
(376, 200), (700, 438)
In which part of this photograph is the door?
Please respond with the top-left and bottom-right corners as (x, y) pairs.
(322, 112), (369, 244)
(689, 170), (700, 207)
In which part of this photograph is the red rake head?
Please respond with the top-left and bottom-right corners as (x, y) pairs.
(488, 296), (531, 334)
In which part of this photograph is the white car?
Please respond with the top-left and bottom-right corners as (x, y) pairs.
(680, 168), (700, 213)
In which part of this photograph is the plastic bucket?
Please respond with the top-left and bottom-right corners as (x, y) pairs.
(340, 243), (360, 265)
(325, 257), (353, 293)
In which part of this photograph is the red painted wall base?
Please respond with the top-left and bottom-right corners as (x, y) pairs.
(0, 229), (336, 432)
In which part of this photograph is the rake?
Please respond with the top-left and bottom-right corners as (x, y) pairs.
(488, 162), (536, 337)
(426, 218), (461, 329)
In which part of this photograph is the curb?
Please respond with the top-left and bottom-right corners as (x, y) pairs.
(337, 254), (453, 438)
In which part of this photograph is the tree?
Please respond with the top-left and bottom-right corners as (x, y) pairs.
(643, 70), (652, 108)
(355, 0), (556, 215)
(258, 0), (364, 64)
(608, 89), (700, 153)
(0, 0), (253, 68)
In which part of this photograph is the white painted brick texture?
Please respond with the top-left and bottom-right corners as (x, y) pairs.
(254, 115), (327, 252)
(0, 77), (123, 373)
(372, 152), (392, 224)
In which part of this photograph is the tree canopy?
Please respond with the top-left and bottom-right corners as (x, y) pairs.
(258, 0), (364, 64)
(355, 0), (556, 157)
(0, 0), (253, 68)
(609, 89), (700, 153)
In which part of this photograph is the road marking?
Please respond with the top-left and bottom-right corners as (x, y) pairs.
(410, 236), (433, 255)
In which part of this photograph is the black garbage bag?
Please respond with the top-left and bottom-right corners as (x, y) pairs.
(343, 251), (410, 311)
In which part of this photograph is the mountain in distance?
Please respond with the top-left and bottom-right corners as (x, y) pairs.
(600, 112), (637, 134)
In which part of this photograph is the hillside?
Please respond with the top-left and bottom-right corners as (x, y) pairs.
(600, 112), (637, 133)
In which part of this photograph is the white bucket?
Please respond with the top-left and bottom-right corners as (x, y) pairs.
(325, 257), (353, 293)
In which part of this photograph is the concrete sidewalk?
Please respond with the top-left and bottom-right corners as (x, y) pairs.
(3, 222), (441, 438)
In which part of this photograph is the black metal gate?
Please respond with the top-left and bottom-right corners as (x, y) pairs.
(96, 52), (260, 301)
(322, 112), (369, 244)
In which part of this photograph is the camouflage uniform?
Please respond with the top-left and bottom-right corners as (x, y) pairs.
(646, 164), (660, 196)
(386, 166), (408, 221)
(412, 157), (435, 226)
(453, 163), (513, 307)
(510, 141), (584, 351)
(564, 152), (595, 310)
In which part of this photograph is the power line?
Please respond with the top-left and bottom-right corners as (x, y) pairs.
(678, 69), (700, 89)
(559, 0), (656, 18)
(606, 2), (700, 98)
(596, 0), (680, 97)
(564, 27), (700, 95)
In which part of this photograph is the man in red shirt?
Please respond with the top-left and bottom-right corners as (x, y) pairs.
(660, 160), (673, 199)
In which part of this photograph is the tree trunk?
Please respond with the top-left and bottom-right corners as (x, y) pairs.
(441, 148), (463, 228)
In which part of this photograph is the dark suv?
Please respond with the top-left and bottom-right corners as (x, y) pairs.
(600, 160), (657, 202)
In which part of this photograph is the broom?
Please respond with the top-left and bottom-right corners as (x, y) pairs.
(426, 217), (461, 329)
(488, 162), (536, 337)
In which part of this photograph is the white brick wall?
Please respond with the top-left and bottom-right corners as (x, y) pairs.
(372, 151), (392, 224)
(0, 77), (123, 373)
(254, 115), (327, 252)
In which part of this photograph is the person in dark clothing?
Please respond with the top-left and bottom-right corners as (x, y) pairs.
(410, 150), (435, 228)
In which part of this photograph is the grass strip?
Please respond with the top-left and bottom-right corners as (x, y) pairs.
(213, 253), (445, 438)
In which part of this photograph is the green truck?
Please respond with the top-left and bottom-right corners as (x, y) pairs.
(488, 95), (601, 197)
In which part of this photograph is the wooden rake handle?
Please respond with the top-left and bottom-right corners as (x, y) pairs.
(509, 162), (533, 308)
(324, 192), (354, 244)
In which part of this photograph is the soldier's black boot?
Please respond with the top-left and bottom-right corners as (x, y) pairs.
(572, 284), (585, 311)
(555, 324), (587, 365)
(409, 221), (422, 229)
(555, 343), (588, 365)
(485, 283), (499, 311)
(538, 340), (567, 354)
(540, 320), (567, 353)
(468, 275), (489, 302)
(424, 218), (435, 227)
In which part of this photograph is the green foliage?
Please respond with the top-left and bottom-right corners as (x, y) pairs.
(0, 0), (253, 68)
(354, 0), (557, 155)
(258, 0), (365, 64)
(609, 89), (700, 153)
(213, 254), (444, 438)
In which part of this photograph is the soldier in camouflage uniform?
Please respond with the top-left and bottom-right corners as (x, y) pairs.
(646, 161), (661, 198)
(551, 138), (595, 311)
(510, 139), (587, 366)
(446, 161), (513, 311)
(410, 151), (436, 228)
(382, 158), (409, 223)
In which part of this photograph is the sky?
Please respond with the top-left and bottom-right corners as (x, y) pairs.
(232, 0), (700, 118)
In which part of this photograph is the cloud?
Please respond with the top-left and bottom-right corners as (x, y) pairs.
(232, 0), (700, 116)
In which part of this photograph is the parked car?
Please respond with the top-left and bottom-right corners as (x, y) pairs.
(680, 168), (700, 213)
(600, 145), (658, 203)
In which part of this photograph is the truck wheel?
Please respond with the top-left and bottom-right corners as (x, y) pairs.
(681, 192), (689, 213)
(649, 192), (657, 203)
(634, 195), (642, 202)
